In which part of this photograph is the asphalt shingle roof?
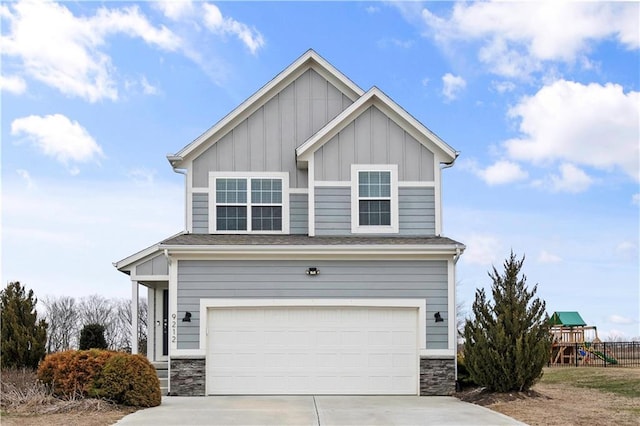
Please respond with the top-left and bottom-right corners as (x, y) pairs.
(160, 233), (463, 247)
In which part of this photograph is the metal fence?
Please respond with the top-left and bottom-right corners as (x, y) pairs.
(550, 341), (640, 367)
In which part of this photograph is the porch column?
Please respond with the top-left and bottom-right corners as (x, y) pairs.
(131, 280), (139, 354)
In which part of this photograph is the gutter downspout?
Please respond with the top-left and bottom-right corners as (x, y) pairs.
(168, 155), (188, 233)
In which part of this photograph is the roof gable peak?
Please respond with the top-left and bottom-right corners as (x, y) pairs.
(168, 50), (364, 168)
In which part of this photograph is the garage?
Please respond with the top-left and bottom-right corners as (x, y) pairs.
(206, 304), (419, 395)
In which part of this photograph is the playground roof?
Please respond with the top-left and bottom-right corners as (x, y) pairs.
(550, 311), (586, 326)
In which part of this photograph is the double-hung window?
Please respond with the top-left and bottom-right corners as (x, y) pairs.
(210, 173), (288, 233)
(351, 165), (398, 234)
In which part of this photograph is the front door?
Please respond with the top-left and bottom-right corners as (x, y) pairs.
(162, 289), (168, 356)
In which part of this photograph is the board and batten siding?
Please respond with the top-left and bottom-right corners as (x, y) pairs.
(313, 106), (435, 182)
(135, 255), (168, 276)
(314, 186), (435, 236)
(176, 259), (449, 350)
(192, 69), (354, 189)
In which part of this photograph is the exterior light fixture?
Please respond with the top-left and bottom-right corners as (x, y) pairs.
(434, 312), (444, 323)
(182, 311), (192, 322)
(306, 267), (320, 276)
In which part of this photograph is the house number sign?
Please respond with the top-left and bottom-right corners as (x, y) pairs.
(171, 313), (177, 343)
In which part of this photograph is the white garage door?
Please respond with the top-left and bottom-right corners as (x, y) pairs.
(207, 306), (418, 395)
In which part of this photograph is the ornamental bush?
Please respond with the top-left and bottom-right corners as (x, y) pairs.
(37, 349), (115, 398)
(91, 353), (161, 407)
(37, 350), (160, 407)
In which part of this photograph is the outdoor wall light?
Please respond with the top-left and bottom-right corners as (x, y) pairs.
(182, 311), (192, 322)
(434, 312), (444, 323)
(306, 267), (320, 276)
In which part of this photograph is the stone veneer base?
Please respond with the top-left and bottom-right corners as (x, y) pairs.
(170, 357), (206, 396)
(420, 357), (455, 396)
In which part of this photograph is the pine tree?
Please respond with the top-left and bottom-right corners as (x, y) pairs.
(79, 323), (108, 350)
(463, 252), (551, 392)
(1, 281), (48, 369)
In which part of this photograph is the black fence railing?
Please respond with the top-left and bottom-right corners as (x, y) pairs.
(550, 341), (640, 367)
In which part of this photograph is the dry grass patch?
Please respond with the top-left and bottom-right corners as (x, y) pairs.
(1, 368), (136, 426)
(458, 367), (640, 426)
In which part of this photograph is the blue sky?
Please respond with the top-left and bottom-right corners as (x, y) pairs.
(2, 1), (638, 339)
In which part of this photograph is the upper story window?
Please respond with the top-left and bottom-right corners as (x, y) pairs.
(210, 173), (289, 234)
(351, 165), (398, 234)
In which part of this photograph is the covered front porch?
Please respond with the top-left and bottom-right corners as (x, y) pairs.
(114, 245), (171, 393)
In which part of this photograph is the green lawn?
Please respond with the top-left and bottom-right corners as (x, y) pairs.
(541, 367), (640, 398)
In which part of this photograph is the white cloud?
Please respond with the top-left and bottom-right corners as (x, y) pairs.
(505, 80), (639, 182)
(127, 168), (156, 186)
(11, 114), (104, 166)
(633, 193), (640, 206)
(608, 315), (635, 325)
(462, 234), (502, 266)
(491, 80), (516, 94)
(547, 163), (594, 193)
(441, 73), (466, 101)
(140, 76), (159, 95)
(477, 160), (528, 185)
(420, 2), (639, 78)
(202, 3), (264, 55)
(154, 0), (194, 21)
(16, 169), (35, 189)
(1, 1), (180, 102)
(0, 74), (26, 94)
(538, 250), (562, 264)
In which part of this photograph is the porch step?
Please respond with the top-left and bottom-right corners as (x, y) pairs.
(152, 361), (169, 396)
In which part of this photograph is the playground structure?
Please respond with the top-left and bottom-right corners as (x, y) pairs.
(549, 311), (619, 366)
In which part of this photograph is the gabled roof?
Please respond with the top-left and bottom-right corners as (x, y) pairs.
(113, 231), (182, 273)
(167, 49), (364, 168)
(295, 87), (458, 168)
(550, 311), (587, 327)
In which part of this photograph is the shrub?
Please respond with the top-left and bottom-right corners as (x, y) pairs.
(1, 282), (48, 369)
(37, 349), (115, 398)
(79, 323), (108, 350)
(463, 252), (551, 392)
(456, 352), (476, 389)
(91, 353), (161, 407)
(37, 350), (160, 407)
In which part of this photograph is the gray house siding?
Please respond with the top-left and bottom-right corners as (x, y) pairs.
(290, 193), (308, 234)
(314, 186), (436, 236)
(192, 69), (354, 188)
(314, 186), (350, 236)
(314, 106), (435, 182)
(192, 193), (209, 234)
(136, 255), (168, 276)
(176, 259), (449, 350)
(399, 187), (435, 236)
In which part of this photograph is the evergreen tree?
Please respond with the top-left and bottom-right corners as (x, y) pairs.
(1, 281), (48, 369)
(463, 252), (551, 392)
(79, 323), (108, 350)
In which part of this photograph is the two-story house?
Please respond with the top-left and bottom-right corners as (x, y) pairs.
(115, 50), (465, 397)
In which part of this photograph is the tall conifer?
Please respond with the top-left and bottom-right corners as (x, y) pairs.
(463, 252), (551, 392)
(1, 281), (48, 369)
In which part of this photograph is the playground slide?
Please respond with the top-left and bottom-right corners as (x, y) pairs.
(585, 347), (618, 365)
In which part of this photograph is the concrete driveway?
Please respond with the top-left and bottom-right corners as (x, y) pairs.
(115, 396), (525, 425)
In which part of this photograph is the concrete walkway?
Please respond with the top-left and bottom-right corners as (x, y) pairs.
(115, 396), (526, 425)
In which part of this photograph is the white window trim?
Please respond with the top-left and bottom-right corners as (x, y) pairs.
(351, 164), (399, 234)
(208, 172), (290, 234)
